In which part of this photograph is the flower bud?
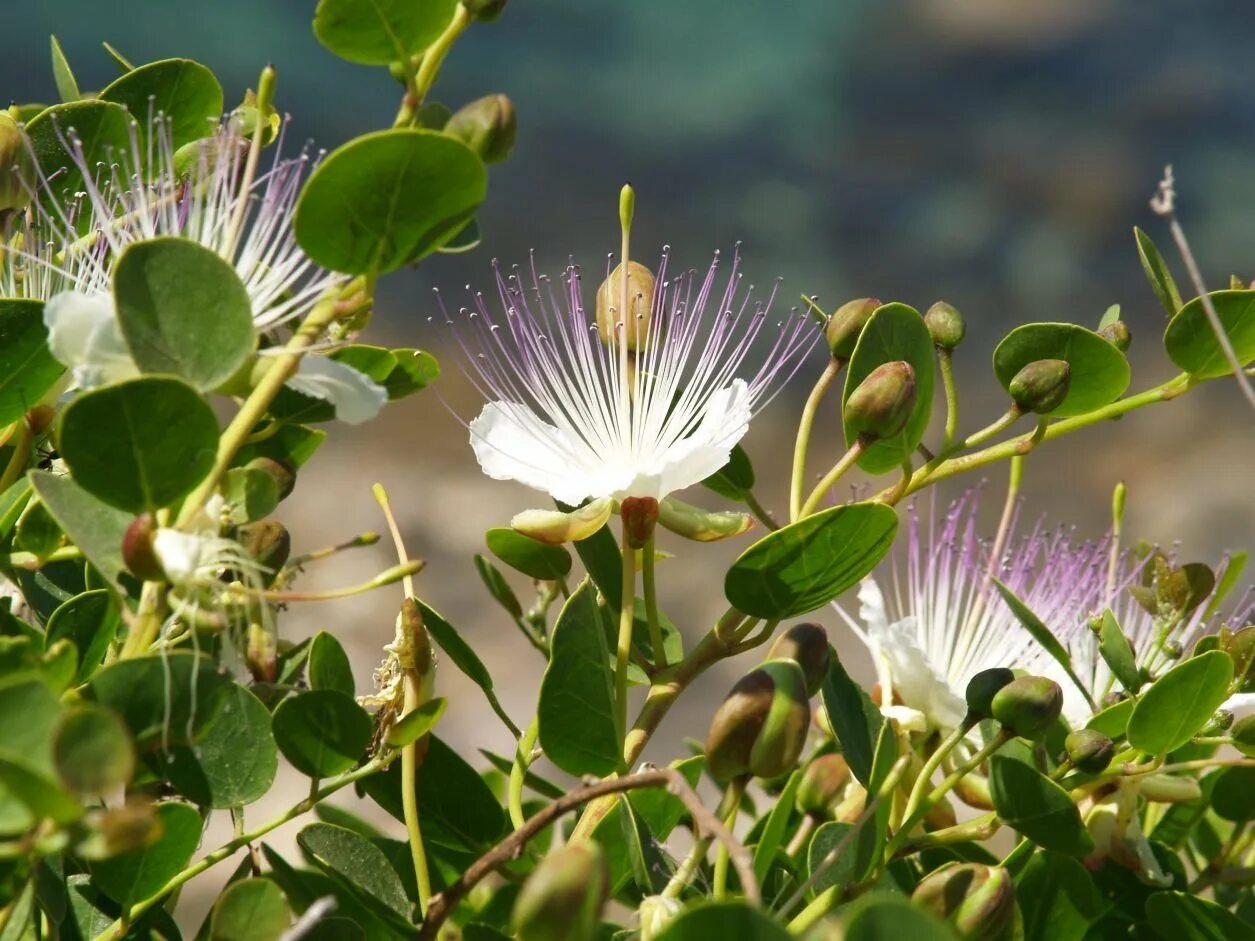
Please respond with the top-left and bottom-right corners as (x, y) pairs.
(245, 456), (296, 501)
(246, 622), (277, 683)
(620, 496), (659, 550)
(953, 771), (994, 810)
(512, 498), (614, 545)
(122, 513), (165, 581)
(825, 297), (880, 360)
(1008, 359), (1070, 414)
(1098, 320), (1131, 352)
(990, 675), (1063, 739)
(924, 301), (966, 351)
(911, 863), (1016, 941)
(1231, 714), (1255, 757)
(444, 94), (517, 164)
(964, 668), (1016, 721)
(1200, 709), (1233, 735)
(0, 112), (34, 216)
(1222, 625), (1255, 683)
(705, 659), (811, 782)
(768, 623), (830, 696)
(844, 361), (916, 440)
(463, 0), (508, 21)
(795, 753), (850, 816)
(1065, 728), (1114, 774)
(638, 895), (683, 941)
(512, 841), (608, 941)
(237, 520), (292, 574)
(656, 496), (753, 542)
(596, 261), (655, 350)
(1139, 772), (1201, 804)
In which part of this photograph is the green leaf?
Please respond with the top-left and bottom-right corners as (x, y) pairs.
(474, 553), (523, 619)
(841, 303), (936, 473)
(1097, 608), (1142, 694)
(49, 36), (80, 102)
(619, 795), (668, 894)
(725, 501), (898, 619)
(842, 893), (960, 940)
(28, 472), (131, 585)
(992, 578), (1095, 711)
(1016, 851), (1106, 941)
(297, 823), (413, 926)
(486, 527), (572, 581)
(0, 674), (78, 825)
(1127, 650), (1234, 755)
(221, 466), (279, 525)
(382, 348), (440, 400)
(234, 423), (326, 469)
(806, 818), (880, 895)
(295, 129), (486, 275)
(1134, 227), (1184, 316)
(57, 376), (219, 513)
(538, 581), (620, 776)
(14, 497), (63, 560)
(209, 878), (292, 941)
(992, 322), (1130, 417)
(989, 756), (1094, 856)
(565, 513), (623, 610)
(98, 58), (223, 151)
(385, 697), (446, 748)
(1210, 766), (1255, 822)
(1164, 290), (1255, 378)
(273, 690), (372, 778)
(752, 769), (801, 885)
(1086, 697), (1133, 738)
(308, 630), (355, 697)
(25, 101), (134, 211)
(655, 900), (792, 941)
(113, 237), (255, 390)
(1145, 891), (1251, 940)
(313, 0), (459, 65)
(820, 646), (884, 788)
(90, 801), (201, 909)
(418, 601), (518, 737)
(1098, 304), (1122, 330)
(702, 444), (756, 502)
(52, 703), (134, 797)
(45, 590), (121, 682)
(0, 300), (63, 427)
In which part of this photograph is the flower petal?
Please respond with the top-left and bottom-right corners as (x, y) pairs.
(44, 290), (139, 388)
(289, 356), (387, 425)
(869, 612), (967, 731)
(645, 380), (752, 499)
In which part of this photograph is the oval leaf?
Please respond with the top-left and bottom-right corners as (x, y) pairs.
(485, 527), (572, 581)
(209, 878), (292, 941)
(993, 322), (1130, 417)
(1209, 766), (1255, 823)
(98, 58), (223, 150)
(1164, 290), (1255, 379)
(655, 901), (792, 941)
(52, 704), (134, 797)
(272, 690), (372, 778)
(1144, 890), (1252, 940)
(297, 822), (412, 924)
(308, 631), (355, 697)
(25, 101), (134, 209)
(28, 471), (132, 586)
(989, 755), (1094, 856)
(385, 697), (447, 748)
(724, 501), (898, 619)
(314, 0), (459, 65)
(0, 300), (63, 427)
(90, 801), (201, 909)
(1127, 650), (1234, 756)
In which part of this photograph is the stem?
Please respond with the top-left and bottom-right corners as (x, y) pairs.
(902, 721), (973, 823)
(119, 580), (167, 659)
(615, 533), (638, 747)
(0, 418), (31, 494)
(712, 778), (745, 899)
(222, 66), (276, 261)
(92, 759), (384, 941)
(743, 490), (780, 531)
(788, 887), (840, 935)
(790, 359), (841, 522)
(784, 814), (817, 859)
(407, 5), (471, 119)
(1107, 481), (1127, 601)
(799, 438), (866, 518)
(509, 718), (540, 830)
(642, 533), (665, 669)
(938, 348), (960, 449)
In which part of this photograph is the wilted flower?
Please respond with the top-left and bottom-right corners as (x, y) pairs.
(438, 247), (816, 505)
(3, 111), (383, 421)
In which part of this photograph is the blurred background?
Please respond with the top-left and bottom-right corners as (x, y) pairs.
(6, 0), (1253, 922)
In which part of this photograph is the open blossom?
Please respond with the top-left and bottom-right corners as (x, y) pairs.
(832, 492), (1113, 732)
(2, 112), (383, 421)
(437, 247), (817, 505)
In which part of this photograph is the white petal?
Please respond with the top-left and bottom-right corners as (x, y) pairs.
(44, 290), (139, 388)
(641, 380), (752, 499)
(289, 356), (387, 425)
(857, 578), (889, 634)
(469, 400), (631, 505)
(870, 615), (967, 730)
(153, 530), (209, 584)
(1222, 692), (1255, 714)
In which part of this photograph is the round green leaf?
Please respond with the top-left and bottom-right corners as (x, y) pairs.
(841, 303), (936, 473)
(992, 322), (1130, 417)
(0, 300), (63, 427)
(655, 901), (792, 941)
(382, 348), (439, 400)
(297, 822), (412, 924)
(308, 631), (355, 697)
(98, 58), (223, 150)
(1164, 290), (1255, 379)
(53, 704), (134, 797)
(1144, 891), (1252, 940)
(385, 697), (446, 748)
(989, 755), (1094, 856)
(294, 129), (486, 275)
(1127, 650), (1234, 756)
(29, 471), (132, 586)
(1210, 766), (1255, 823)
(90, 801), (201, 908)
(724, 502), (899, 619)
(45, 589), (122, 683)
(25, 101), (134, 209)
(0, 675), (79, 826)
(58, 376), (219, 512)
(210, 878), (291, 941)
(114, 237), (255, 390)
(485, 527), (572, 581)
(272, 690), (372, 778)
(221, 466), (279, 525)
(314, 0), (459, 65)
(843, 894), (960, 941)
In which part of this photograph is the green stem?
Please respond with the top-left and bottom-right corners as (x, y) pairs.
(119, 580), (167, 659)
(790, 359), (841, 522)
(938, 348), (959, 449)
(743, 490), (780, 531)
(712, 779), (744, 899)
(401, 670), (433, 916)
(92, 758), (384, 941)
(222, 66), (276, 260)
(396, 4), (471, 126)
(0, 418), (31, 494)
(788, 886), (840, 934)
(5, 545), (83, 570)
(642, 533), (665, 669)
(1000, 836), (1034, 872)
(902, 720), (973, 824)
(615, 535), (638, 750)
(799, 438), (866, 518)
(509, 718), (540, 830)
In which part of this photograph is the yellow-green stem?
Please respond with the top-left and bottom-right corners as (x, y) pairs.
(642, 533), (665, 669)
(401, 670), (433, 916)
(902, 720), (973, 824)
(615, 537), (638, 747)
(222, 66), (276, 260)
(0, 419), (31, 494)
(509, 718), (540, 830)
(790, 359), (841, 522)
(938, 348), (960, 449)
(799, 438), (866, 518)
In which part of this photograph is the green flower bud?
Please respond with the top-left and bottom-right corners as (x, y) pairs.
(964, 668), (1016, 721)
(1098, 320), (1131, 351)
(1202, 709), (1234, 735)
(795, 753), (850, 816)
(512, 841), (608, 941)
(1231, 715), (1255, 757)
(990, 675), (1063, 739)
(245, 456), (296, 501)
(924, 301), (966, 351)
(844, 361), (916, 440)
(512, 498), (614, 545)
(1139, 772), (1201, 804)
(768, 622), (830, 696)
(1008, 359), (1070, 414)
(237, 520), (292, 575)
(825, 297), (880, 360)
(620, 496), (659, 550)
(464, 0), (508, 21)
(656, 496), (754, 542)
(444, 93), (517, 164)
(1065, 728), (1114, 774)
(596, 261), (655, 350)
(0, 112), (34, 216)
(122, 513), (164, 582)
(1222, 625), (1255, 686)
(911, 863), (1016, 941)
(705, 659), (811, 782)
